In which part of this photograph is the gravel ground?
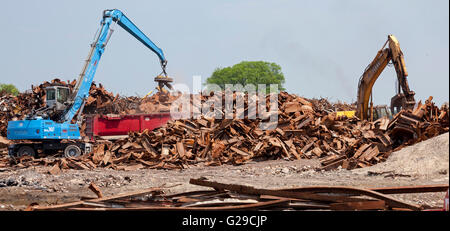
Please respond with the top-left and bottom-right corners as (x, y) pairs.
(0, 133), (448, 211)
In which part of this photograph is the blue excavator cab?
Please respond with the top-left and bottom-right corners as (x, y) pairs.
(45, 85), (70, 112)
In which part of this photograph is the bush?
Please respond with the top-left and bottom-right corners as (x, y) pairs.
(0, 84), (19, 96)
(206, 61), (285, 93)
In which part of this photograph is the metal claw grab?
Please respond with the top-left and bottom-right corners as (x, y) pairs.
(154, 60), (173, 94)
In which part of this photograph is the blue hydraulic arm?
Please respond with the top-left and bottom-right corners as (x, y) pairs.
(62, 9), (167, 123)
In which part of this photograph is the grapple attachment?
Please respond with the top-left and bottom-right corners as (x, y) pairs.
(154, 75), (173, 93)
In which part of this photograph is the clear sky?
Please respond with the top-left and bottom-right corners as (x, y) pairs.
(0, 0), (448, 105)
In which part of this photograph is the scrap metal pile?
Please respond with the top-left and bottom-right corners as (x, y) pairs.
(0, 79), (114, 136)
(0, 79), (449, 171)
(51, 92), (447, 171)
(0, 79), (175, 136)
(25, 178), (449, 211)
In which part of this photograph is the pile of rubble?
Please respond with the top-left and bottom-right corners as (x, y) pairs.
(0, 78), (174, 136)
(79, 92), (446, 171)
(83, 83), (178, 115)
(309, 98), (357, 112)
(1, 79), (448, 172)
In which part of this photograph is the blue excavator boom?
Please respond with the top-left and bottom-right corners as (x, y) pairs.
(6, 9), (170, 157)
(64, 9), (168, 123)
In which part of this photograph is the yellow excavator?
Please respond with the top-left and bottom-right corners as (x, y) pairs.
(339, 35), (416, 121)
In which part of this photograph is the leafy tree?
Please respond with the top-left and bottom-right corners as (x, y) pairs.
(206, 61), (285, 93)
(0, 83), (19, 96)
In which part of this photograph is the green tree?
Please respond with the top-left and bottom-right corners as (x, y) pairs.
(206, 61), (285, 93)
(0, 83), (19, 96)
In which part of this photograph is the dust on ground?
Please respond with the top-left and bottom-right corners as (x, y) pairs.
(0, 133), (448, 211)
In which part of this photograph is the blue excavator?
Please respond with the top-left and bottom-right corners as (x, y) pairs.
(7, 9), (173, 157)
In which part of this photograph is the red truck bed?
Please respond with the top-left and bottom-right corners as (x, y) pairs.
(85, 113), (173, 140)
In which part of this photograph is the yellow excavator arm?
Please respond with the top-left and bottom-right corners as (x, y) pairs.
(356, 35), (415, 120)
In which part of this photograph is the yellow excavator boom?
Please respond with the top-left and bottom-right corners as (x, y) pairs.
(355, 35), (415, 120)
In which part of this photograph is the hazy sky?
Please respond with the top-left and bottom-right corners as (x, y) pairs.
(0, 0), (448, 105)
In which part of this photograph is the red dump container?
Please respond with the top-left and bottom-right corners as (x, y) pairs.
(85, 112), (173, 140)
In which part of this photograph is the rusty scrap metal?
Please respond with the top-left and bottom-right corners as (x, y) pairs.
(1, 79), (449, 172)
(189, 178), (422, 211)
(24, 179), (442, 211)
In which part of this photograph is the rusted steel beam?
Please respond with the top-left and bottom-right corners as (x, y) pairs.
(164, 190), (222, 198)
(259, 194), (375, 203)
(279, 184), (449, 195)
(189, 178), (422, 211)
(67, 199), (290, 211)
(88, 182), (103, 198)
(189, 179), (369, 203)
(330, 200), (387, 211)
(368, 184), (449, 194)
(30, 187), (163, 211)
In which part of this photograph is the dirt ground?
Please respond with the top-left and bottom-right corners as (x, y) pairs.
(0, 133), (448, 211)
